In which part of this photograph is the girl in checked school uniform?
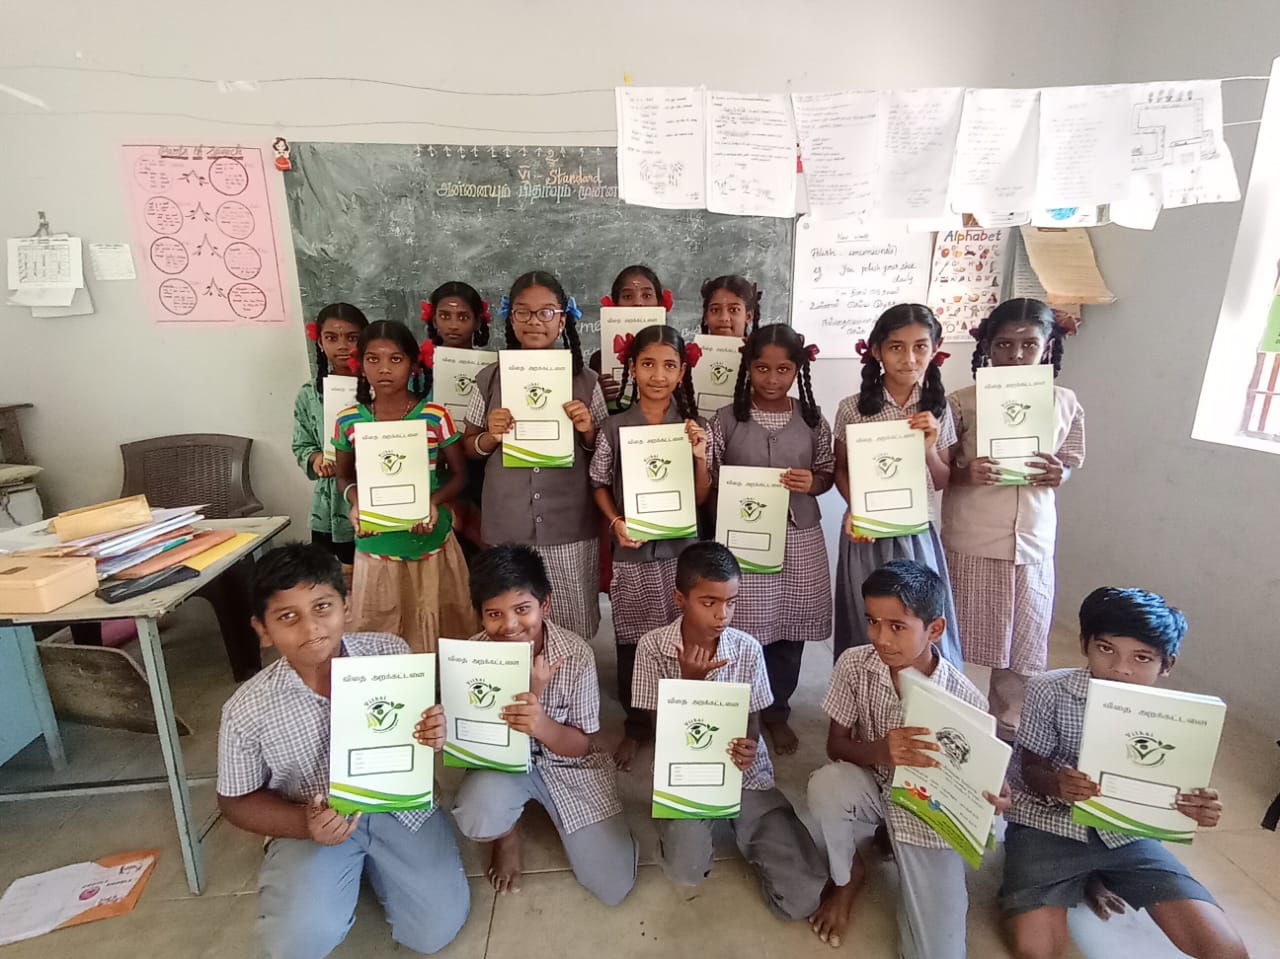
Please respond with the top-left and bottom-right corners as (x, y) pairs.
(292, 302), (368, 569)
(421, 280), (494, 561)
(700, 274), (762, 337)
(462, 271), (608, 641)
(590, 264), (673, 409)
(832, 303), (962, 664)
(333, 320), (478, 652)
(589, 325), (709, 769)
(707, 323), (833, 755)
(943, 298), (1084, 740)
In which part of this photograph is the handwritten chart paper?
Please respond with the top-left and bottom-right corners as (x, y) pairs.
(1036, 85), (1130, 210)
(949, 88), (1040, 216)
(122, 145), (286, 324)
(791, 216), (933, 356)
(1128, 80), (1239, 210)
(706, 92), (797, 218)
(875, 88), (965, 219)
(616, 87), (706, 210)
(927, 227), (1007, 336)
(791, 91), (877, 219)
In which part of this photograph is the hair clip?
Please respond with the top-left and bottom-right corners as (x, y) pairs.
(685, 343), (703, 368)
(346, 355), (360, 373)
(305, 321), (319, 341)
(855, 339), (875, 365)
(419, 339), (435, 368)
(498, 294), (511, 320)
(612, 332), (635, 368)
(662, 289), (674, 311)
(564, 295), (582, 322)
(480, 300), (491, 322)
(933, 350), (951, 367)
(805, 343), (820, 362)
(600, 295), (615, 308)
(420, 301), (434, 323)
(969, 326), (982, 340)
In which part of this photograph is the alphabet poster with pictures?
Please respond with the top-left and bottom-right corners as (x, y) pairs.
(926, 227), (1007, 336)
(122, 145), (286, 324)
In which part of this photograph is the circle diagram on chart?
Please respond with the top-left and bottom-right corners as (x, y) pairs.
(223, 242), (262, 280)
(134, 155), (173, 191)
(215, 201), (255, 239)
(149, 237), (189, 275)
(228, 282), (267, 319)
(209, 157), (249, 196)
(159, 278), (198, 316)
(144, 197), (183, 235)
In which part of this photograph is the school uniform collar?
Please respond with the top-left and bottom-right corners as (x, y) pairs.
(882, 382), (922, 414)
(618, 398), (682, 426)
(657, 617), (746, 660)
(271, 641), (351, 704)
(865, 644), (950, 699)
(1065, 667), (1093, 702)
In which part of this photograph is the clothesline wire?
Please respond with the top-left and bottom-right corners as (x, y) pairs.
(0, 62), (1270, 97)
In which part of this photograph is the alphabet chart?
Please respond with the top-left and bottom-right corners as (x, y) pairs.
(122, 145), (286, 324)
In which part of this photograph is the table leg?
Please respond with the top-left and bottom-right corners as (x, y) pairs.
(134, 616), (206, 894)
(5, 624), (67, 770)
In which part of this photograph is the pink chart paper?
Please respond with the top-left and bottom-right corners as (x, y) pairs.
(122, 145), (286, 324)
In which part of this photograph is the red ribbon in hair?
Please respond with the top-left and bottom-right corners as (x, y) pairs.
(600, 295), (615, 307)
(480, 300), (491, 321)
(612, 332), (634, 368)
(420, 301), (434, 323)
(305, 322), (319, 341)
(662, 289), (674, 311)
(419, 339), (435, 368)
(805, 343), (820, 362)
(685, 343), (703, 368)
(855, 338), (874, 365)
(933, 351), (951, 367)
(346, 355), (360, 373)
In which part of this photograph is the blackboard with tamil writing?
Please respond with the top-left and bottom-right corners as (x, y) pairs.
(282, 142), (795, 353)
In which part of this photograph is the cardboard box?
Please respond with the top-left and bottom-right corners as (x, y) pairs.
(48, 496), (151, 543)
(0, 555), (98, 614)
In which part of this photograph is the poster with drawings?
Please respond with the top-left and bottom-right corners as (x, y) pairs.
(926, 227), (1007, 336)
(122, 145), (286, 324)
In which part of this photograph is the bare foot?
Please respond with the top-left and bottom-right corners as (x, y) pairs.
(487, 830), (523, 894)
(613, 734), (642, 771)
(808, 878), (858, 948)
(765, 719), (800, 755)
(1084, 875), (1126, 921)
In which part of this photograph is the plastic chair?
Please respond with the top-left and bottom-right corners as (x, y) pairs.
(120, 433), (262, 519)
(69, 434), (264, 680)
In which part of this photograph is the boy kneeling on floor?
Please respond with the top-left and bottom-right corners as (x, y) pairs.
(216, 543), (469, 959)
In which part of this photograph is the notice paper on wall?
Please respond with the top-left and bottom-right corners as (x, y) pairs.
(875, 88), (965, 220)
(1127, 80), (1240, 210)
(927, 226), (1008, 336)
(122, 145), (287, 324)
(616, 86), (707, 210)
(1009, 231), (1082, 328)
(948, 88), (1040, 216)
(1036, 85), (1131, 210)
(705, 92), (797, 219)
(791, 215), (934, 356)
(1019, 226), (1114, 305)
(88, 243), (137, 281)
(791, 90), (878, 220)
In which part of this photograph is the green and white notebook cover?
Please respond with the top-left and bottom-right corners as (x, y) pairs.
(845, 420), (929, 538)
(438, 637), (531, 774)
(652, 678), (749, 819)
(499, 349), (574, 468)
(715, 465), (789, 573)
(434, 347), (496, 426)
(975, 364), (1055, 484)
(353, 419), (433, 534)
(620, 423), (698, 540)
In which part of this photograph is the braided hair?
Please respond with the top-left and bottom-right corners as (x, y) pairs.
(856, 304), (947, 419)
(732, 323), (820, 428)
(617, 325), (699, 421)
(969, 298), (1065, 378)
(313, 302), (369, 395)
(610, 264), (663, 304)
(425, 280), (491, 347)
(503, 271), (585, 374)
(353, 320), (431, 406)
(700, 275), (761, 336)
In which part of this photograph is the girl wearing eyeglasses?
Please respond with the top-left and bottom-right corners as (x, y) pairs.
(462, 271), (608, 641)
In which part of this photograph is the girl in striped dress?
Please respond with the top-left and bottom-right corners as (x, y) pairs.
(832, 304), (962, 664)
(462, 271), (608, 641)
(707, 323), (833, 754)
(590, 325), (709, 768)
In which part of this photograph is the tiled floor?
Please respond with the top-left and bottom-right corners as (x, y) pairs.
(2, 600), (1278, 958)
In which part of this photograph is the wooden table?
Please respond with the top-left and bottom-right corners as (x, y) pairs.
(0, 516), (290, 894)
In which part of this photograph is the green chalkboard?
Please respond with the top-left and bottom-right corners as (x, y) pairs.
(283, 142), (794, 353)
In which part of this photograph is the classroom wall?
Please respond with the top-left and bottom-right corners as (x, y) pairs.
(1053, 3), (1278, 730)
